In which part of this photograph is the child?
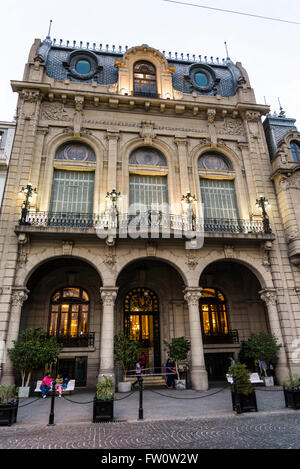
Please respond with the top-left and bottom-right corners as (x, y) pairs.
(55, 373), (64, 398)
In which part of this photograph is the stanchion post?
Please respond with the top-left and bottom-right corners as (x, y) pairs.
(138, 376), (144, 420)
(48, 379), (56, 426)
(233, 375), (242, 415)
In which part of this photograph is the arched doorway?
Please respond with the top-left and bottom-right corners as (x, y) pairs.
(199, 260), (269, 381)
(124, 287), (160, 368)
(20, 257), (102, 387)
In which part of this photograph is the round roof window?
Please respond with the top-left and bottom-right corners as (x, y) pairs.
(75, 59), (91, 75)
(194, 72), (208, 88)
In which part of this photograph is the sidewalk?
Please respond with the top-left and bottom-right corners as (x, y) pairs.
(14, 384), (295, 427)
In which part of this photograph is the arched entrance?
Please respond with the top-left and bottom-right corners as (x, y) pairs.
(199, 260), (269, 381)
(20, 257), (102, 387)
(116, 258), (187, 373)
(124, 287), (160, 368)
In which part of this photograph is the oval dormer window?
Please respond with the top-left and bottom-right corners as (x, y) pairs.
(194, 72), (209, 88)
(75, 59), (91, 75)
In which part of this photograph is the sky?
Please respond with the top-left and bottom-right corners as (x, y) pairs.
(0, 0), (299, 125)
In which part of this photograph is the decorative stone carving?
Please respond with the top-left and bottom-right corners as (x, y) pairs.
(287, 229), (300, 244)
(184, 288), (202, 305)
(100, 288), (118, 306)
(11, 289), (29, 307)
(41, 102), (71, 121)
(259, 289), (277, 306)
(140, 120), (156, 144)
(223, 117), (244, 135)
(17, 233), (29, 266)
(224, 245), (235, 258)
(74, 96), (84, 112)
(62, 241), (74, 256)
(244, 111), (261, 122)
(207, 109), (216, 124)
(146, 241), (157, 257)
(185, 251), (198, 270)
(20, 89), (40, 103)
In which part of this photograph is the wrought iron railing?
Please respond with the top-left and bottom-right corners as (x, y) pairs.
(133, 91), (159, 99)
(50, 332), (95, 348)
(202, 329), (239, 345)
(19, 211), (267, 234)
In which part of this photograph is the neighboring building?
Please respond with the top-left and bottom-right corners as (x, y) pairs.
(0, 35), (299, 390)
(0, 121), (15, 207)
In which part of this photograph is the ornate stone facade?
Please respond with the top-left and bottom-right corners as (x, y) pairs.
(0, 37), (299, 389)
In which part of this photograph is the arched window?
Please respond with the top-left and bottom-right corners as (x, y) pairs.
(198, 152), (233, 171)
(49, 287), (89, 339)
(134, 61), (157, 96)
(50, 142), (95, 218)
(129, 147), (168, 211)
(291, 141), (300, 162)
(199, 288), (229, 342)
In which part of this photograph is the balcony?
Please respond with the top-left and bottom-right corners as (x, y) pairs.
(16, 211), (274, 242)
(202, 329), (239, 345)
(49, 332), (95, 348)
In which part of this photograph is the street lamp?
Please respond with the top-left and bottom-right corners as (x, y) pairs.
(256, 195), (272, 234)
(105, 189), (122, 208)
(181, 191), (196, 205)
(19, 183), (37, 225)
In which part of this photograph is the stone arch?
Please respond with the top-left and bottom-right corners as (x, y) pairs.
(15, 251), (109, 288)
(115, 253), (193, 288)
(121, 136), (177, 211)
(196, 252), (273, 289)
(40, 132), (105, 213)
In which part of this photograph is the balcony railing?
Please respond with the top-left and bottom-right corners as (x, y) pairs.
(49, 332), (95, 348)
(19, 211), (268, 234)
(202, 329), (239, 345)
(133, 91), (159, 99)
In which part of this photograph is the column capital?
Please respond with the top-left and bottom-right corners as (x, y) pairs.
(100, 287), (118, 306)
(11, 287), (30, 307)
(259, 288), (277, 306)
(183, 287), (203, 305)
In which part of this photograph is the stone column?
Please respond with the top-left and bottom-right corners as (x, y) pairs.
(174, 138), (190, 196)
(106, 132), (120, 193)
(259, 288), (289, 383)
(1, 287), (29, 385)
(184, 287), (208, 391)
(98, 287), (118, 382)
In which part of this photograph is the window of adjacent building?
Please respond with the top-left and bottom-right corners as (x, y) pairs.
(49, 288), (89, 338)
(199, 288), (229, 337)
(291, 141), (300, 162)
(200, 178), (239, 220)
(0, 131), (3, 147)
(133, 61), (157, 96)
(49, 169), (95, 214)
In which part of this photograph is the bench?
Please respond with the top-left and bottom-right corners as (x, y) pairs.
(226, 373), (264, 384)
(34, 380), (75, 395)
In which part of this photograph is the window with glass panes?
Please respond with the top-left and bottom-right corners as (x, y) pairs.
(291, 141), (300, 162)
(200, 178), (239, 220)
(49, 288), (89, 338)
(129, 174), (168, 209)
(134, 61), (157, 95)
(199, 288), (229, 337)
(49, 169), (94, 214)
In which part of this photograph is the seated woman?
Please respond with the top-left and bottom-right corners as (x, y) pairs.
(40, 373), (53, 399)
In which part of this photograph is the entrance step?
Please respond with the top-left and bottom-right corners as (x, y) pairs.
(126, 376), (166, 387)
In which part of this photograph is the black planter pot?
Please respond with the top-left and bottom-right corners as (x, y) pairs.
(93, 397), (114, 422)
(283, 388), (300, 410)
(0, 399), (19, 426)
(231, 391), (258, 413)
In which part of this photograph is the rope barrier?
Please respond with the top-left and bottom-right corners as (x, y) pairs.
(254, 387), (284, 392)
(61, 389), (138, 405)
(18, 397), (41, 408)
(148, 385), (228, 400)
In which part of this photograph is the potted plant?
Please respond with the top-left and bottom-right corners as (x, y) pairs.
(228, 363), (258, 413)
(164, 337), (191, 389)
(114, 332), (140, 392)
(0, 385), (19, 426)
(93, 375), (115, 422)
(240, 332), (282, 386)
(7, 328), (62, 398)
(282, 373), (300, 410)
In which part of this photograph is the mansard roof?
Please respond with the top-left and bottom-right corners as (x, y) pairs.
(37, 39), (242, 98)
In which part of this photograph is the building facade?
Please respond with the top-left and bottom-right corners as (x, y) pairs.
(0, 121), (15, 207)
(0, 36), (299, 390)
